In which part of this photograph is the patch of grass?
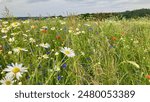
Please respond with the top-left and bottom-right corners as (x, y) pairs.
(0, 17), (150, 85)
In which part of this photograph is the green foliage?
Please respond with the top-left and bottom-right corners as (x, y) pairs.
(78, 9), (150, 20)
(0, 17), (150, 85)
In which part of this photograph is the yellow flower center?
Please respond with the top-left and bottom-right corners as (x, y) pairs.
(18, 47), (22, 51)
(12, 67), (20, 74)
(65, 50), (70, 55)
(5, 80), (11, 85)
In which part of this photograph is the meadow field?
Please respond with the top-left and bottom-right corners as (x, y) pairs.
(0, 17), (150, 85)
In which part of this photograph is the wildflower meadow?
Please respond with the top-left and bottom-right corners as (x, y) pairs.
(0, 17), (150, 85)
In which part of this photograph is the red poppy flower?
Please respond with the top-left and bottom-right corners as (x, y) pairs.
(40, 26), (48, 33)
(145, 75), (150, 80)
(56, 35), (61, 40)
(121, 32), (125, 36)
(111, 36), (117, 41)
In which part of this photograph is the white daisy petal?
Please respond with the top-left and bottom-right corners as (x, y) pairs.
(60, 47), (75, 57)
(3, 63), (28, 80)
(0, 76), (14, 85)
(6, 72), (15, 78)
(16, 73), (22, 80)
(39, 43), (50, 49)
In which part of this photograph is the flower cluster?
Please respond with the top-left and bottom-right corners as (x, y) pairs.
(0, 63), (27, 85)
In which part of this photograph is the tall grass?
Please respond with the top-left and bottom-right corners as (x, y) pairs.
(0, 17), (150, 85)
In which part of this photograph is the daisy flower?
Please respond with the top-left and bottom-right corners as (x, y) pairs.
(8, 51), (12, 55)
(29, 38), (36, 43)
(2, 21), (8, 25)
(76, 28), (79, 31)
(2, 35), (7, 39)
(22, 20), (30, 24)
(10, 33), (19, 36)
(0, 76), (14, 85)
(42, 54), (49, 59)
(51, 27), (55, 30)
(8, 37), (15, 43)
(3, 63), (28, 80)
(55, 52), (59, 56)
(69, 30), (73, 33)
(40, 26), (48, 33)
(11, 22), (20, 28)
(18, 82), (22, 85)
(1, 28), (9, 33)
(60, 47), (75, 57)
(60, 21), (66, 25)
(39, 43), (50, 49)
(41, 26), (48, 29)
(81, 31), (85, 34)
(13, 47), (28, 54)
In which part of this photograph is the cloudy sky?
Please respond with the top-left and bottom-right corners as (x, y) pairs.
(0, 0), (150, 17)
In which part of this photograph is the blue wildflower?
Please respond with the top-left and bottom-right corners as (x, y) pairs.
(57, 75), (62, 81)
(61, 63), (67, 69)
(46, 51), (51, 55)
(26, 76), (30, 79)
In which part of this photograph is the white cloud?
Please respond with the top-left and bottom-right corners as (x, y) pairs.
(27, 0), (50, 3)
(0, 0), (150, 17)
(0, 0), (12, 3)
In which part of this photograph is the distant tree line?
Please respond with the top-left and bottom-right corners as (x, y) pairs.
(78, 8), (150, 20)
(1, 8), (150, 20)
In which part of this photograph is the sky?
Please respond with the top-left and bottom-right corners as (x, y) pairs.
(0, 0), (150, 17)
